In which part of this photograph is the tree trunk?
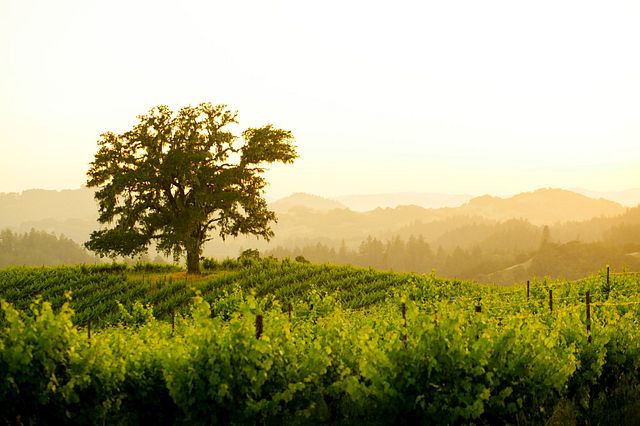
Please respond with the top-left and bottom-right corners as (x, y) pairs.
(186, 244), (201, 274)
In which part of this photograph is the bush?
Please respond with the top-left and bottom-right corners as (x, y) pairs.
(0, 299), (121, 424)
(238, 249), (261, 267)
(131, 262), (182, 273)
(79, 263), (128, 274)
(201, 257), (219, 271)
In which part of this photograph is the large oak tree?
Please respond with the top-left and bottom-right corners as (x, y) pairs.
(85, 103), (297, 273)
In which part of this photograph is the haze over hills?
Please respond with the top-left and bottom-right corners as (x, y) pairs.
(457, 188), (626, 225)
(271, 188), (626, 224)
(0, 187), (97, 226)
(334, 192), (474, 211)
(275, 189), (627, 222)
(257, 189), (632, 256)
(0, 188), (97, 243)
(0, 187), (630, 246)
(270, 193), (347, 213)
(571, 188), (640, 208)
(2, 186), (640, 283)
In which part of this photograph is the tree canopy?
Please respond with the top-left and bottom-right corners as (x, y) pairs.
(0, 228), (96, 267)
(85, 103), (297, 273)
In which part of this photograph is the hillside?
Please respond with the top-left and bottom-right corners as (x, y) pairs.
(0, 258), (634, 329)
(0, 188), (98, 245)
(459, 188), (626, 225)
(259, 189), (627, 249)
(0, 228), (97, 267)
(481, 241), (640, 283)
(0, 187), (627, 238)
(270, 192), (346, 212)
(0, 187), (97, 226)
(1, 260), (639, 424)
(573, 187), (640, 207)
(1, 187), (637, 281)
(0, 260), (480, 326)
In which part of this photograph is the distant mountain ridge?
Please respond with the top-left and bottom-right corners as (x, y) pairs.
(2, 186), (640, 281)
(0, 187), (97, 226)
(270, 193), (346, 212)
(270, 188), (626, 224)
(334, 192), (473, 211)
(571, 188), (640, 207)
(458, 188), (626, 225)
(0, 187), (631, 252)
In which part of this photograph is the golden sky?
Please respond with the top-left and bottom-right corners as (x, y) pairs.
(1, 0), (639, 198)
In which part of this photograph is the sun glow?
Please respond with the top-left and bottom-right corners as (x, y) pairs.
(1, 0), (639, 196)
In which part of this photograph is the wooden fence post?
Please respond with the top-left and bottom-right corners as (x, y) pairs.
(586, 291), (591, 344)
(606, 265), (610, 287)
(171, 310), (175, 334)
(549, 290), (553, 313)
(526, 280), (530, 300)
(255, 314), (263, 340)
(587, 288), (594, 412)
(401, 302), (407, 348)
(309, 303), (316, 325)
(87, 320), (91, 344)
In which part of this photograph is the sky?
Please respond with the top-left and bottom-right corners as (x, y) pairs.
(1, 0), (639, 199)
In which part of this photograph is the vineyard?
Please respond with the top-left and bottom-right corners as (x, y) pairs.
(1, 259), (640, 424)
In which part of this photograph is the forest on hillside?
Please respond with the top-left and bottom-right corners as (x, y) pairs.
(267, 236), (640, 284)
(0, 229), (169, 268)
(0, 229), (96, 267)
(267, 208), (640, 284)
(2, 188), (640, 283)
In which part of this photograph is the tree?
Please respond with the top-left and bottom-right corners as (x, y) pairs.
(540, 225), (551, 249)
(85, 103), (297, 273)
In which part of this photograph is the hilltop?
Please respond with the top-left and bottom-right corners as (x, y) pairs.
(269, 188), (626, 224)
(334, 192), (473, 211)
(0, 187), (628, 232)
(270, 192), (346, 212)
(459, 188), (625, 225)
(572, 187), (640, 207)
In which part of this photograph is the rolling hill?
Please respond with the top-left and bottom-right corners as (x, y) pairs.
(458, 188), (625, 225)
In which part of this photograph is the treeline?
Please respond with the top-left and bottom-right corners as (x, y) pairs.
(267, 235), (521, 278)
(0, 229), (96, 267)
(267, 235), (640, 284)
(0, 229), (177, 268)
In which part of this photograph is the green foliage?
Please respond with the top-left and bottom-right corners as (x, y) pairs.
(131, 261), (181, 273)
(115, 301), (155, 327)
(238, 248), (261, 267)
(239, 248), (260, 260)
(201, 257), (220, 271)
(0, 299), (116, 424)
(0, 228), (96, 267)
(265, 207), (640, 284)
(79, 262), (128, 274)
(1, 263), (640, 423)
(85, 102), (297, 273)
